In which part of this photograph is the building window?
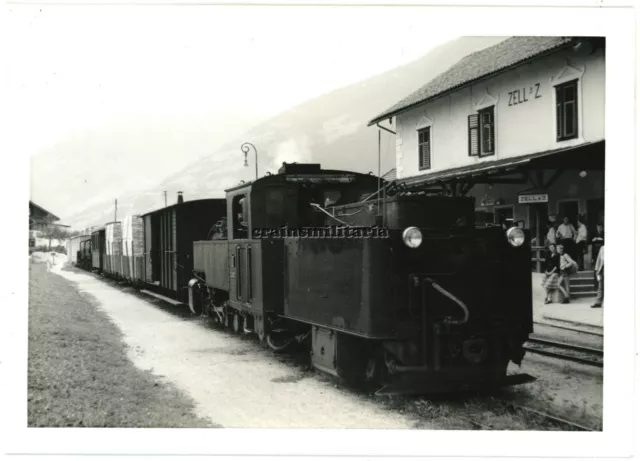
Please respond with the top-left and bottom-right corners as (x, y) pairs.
(556, 79), (578, 141)
(468, 106), (495, 157)
(418, 127), (431, 170)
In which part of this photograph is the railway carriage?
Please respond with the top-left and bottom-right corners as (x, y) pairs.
(91, 227), (106, 272)
(76, 239), (92, 271)
(66, 234), (90, 266)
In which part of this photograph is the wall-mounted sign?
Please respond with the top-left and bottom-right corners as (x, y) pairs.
(518, 193), (549, 204)
(508, 83), (541, 107)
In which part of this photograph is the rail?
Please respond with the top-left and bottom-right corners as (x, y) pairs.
(524, 336), (603, 368)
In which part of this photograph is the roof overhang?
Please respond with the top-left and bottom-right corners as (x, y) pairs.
(396, 140), (604, 191)
(367, 38), (578, 127)
(29, 201), (61, 222)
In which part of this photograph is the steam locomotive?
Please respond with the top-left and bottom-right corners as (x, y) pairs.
(76, 162), (535, 394)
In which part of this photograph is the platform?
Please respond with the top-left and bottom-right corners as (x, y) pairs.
(531, 274), (603, 330)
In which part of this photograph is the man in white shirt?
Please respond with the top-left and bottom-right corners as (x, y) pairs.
(546, 221), (557, 246)
(574, 215), (588, 271)
(556, 216), (577, 262)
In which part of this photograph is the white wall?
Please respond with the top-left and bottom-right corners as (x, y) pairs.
(395, 46), (605, 179)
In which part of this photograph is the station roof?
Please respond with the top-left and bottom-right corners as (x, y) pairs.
(29, 201), (60, 222)
(368, 36), (576, 126)
(395, 140), (604, 190)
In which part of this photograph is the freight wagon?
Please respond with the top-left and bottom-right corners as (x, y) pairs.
(140, 195), (226, 303)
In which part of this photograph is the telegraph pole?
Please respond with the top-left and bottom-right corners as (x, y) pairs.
(164, 191), (168, 207)
(114, 199), (118, 223)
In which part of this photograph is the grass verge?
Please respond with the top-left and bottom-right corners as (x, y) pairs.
(28, 262), (216, 427)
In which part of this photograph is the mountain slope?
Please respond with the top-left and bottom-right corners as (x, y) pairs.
(63, 37), (506, 228)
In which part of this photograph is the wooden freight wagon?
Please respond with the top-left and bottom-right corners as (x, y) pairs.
(122, 214), (144, 282)
(105, 221), (123, 277)
(91, 227), (106, 272)
(142, 197), (226, 303)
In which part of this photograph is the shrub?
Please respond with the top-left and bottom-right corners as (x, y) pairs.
(29, 246), (67, 255)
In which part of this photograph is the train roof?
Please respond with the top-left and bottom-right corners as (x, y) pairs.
(140, 198), (225, 217)
(224, 164), (382, 193)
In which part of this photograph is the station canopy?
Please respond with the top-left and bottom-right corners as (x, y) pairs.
(394, 140), (604, 194)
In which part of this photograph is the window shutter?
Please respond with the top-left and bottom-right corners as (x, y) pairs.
(482, 108), (494, 155)
(418, 127), (431, 170)
(556, 100), (563, 140)
(422, 140), (430, 169)
(468, 114), (479, 156)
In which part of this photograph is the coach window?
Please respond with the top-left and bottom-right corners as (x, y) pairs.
(232, 195), (249, 239)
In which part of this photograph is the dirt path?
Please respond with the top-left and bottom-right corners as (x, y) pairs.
(51, 265), (418, 429)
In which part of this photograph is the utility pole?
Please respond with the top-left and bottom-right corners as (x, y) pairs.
(164, 191), (167, 207)
(114, 199), (118, 223)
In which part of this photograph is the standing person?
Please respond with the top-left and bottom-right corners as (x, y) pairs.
(556, 216), (577, 261)
(592, 245), (604, 308)
(575, 215), (589, 271)
(557, 244), (577, 304)
(546, 221), (557, 247)
(542, 244), (564, 304)
(591, 223), (605, 263)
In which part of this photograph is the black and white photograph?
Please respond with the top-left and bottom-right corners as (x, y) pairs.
(1, 1), (637, 459)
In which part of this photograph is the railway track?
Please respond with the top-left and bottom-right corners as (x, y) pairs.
(533, 320), (603, 337)
(524, 335), (603, 368)
(465, 403), (599, 431)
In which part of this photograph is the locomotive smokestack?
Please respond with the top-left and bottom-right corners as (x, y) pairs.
(177, 191), (184, 204)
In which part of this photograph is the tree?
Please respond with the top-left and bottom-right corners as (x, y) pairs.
(40, 225), (71, 249)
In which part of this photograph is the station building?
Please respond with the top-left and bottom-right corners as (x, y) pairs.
(29, 201), (68, 248)
(368, 36), (605, 267)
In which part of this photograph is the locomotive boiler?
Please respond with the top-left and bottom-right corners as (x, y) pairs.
(188, 163), (535, 394)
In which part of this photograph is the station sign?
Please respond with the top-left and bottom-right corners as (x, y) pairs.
(518, 193), (549, 204)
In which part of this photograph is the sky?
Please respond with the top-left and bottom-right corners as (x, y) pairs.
(7, 5), (458, 159)
(4, 5), (465, 221)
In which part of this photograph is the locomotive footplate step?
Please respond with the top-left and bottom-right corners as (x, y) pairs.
(140, 289), (184, 306)
(374, 373), (536, 396)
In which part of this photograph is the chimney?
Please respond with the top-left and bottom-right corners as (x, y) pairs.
(177, 191), (184, 204)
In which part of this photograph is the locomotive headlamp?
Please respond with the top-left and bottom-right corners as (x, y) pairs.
(402, 227), (423, 248)
(506, 227), (525, 247)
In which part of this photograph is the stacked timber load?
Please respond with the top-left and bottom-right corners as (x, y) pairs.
(105, 222), (123, 276)
(122, 215), (144, 281)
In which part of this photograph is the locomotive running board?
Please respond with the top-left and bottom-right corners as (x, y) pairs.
(374, 373), (537, 396)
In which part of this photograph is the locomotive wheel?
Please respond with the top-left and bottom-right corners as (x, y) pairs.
(233, 314), (244, 334)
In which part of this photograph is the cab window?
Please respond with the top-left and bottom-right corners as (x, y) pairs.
(232, 194), (249, 239)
